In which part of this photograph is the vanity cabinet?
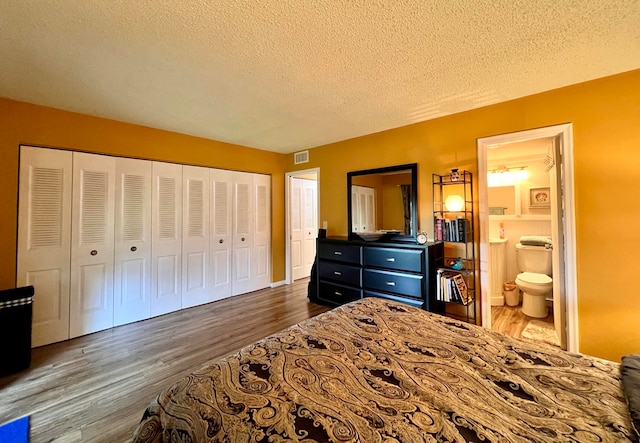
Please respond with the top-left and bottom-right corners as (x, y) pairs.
(316, 237), (443, 311)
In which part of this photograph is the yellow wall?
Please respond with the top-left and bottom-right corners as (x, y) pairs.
(3, 69), (639, 361)
(286, 69), (640, 361)
(0, 98), (287, 290)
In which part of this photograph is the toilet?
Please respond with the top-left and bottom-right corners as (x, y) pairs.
(515, 242), (553, 318)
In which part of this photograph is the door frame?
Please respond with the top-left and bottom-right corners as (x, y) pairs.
(284, 168), (320, 285)
(477, 124), (578, 353)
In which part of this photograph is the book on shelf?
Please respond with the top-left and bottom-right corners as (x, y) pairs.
(456, 217), (467, 242)
(434, 216), (468, 243)
(452, 273), (471, 305)
(436, 269), (472, 305)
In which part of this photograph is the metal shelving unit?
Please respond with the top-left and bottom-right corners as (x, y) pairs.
(432, 170), (476, 324)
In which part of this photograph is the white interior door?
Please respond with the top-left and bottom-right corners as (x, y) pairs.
(351, 186), (360, 233)
(550, 136), (567, 348)
(290, 177), (304, 280)
(252, 173), (271, 291)
(17, 146), (72, 347)
(364, 187), (376, 232)
(232, 172), (253, 295)
(302, 179), (317, 277)
(210, 169), (234, 300)
(151, 161), (182, 316)
(70, 152), (116, 338)
(113, 157), (151, 326)
(182, 165), (211, 308)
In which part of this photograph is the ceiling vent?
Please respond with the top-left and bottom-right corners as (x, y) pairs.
(294, 150), (309, 165)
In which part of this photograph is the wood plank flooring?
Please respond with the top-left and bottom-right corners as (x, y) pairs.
(1, 279), (556, 443)
(0, 278), (329, 443)
(491, 303), (554, 339)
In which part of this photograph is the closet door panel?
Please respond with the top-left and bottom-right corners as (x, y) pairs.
(252, 173), (271, 291)
(70, 152), (116, 338)
(182, 165), (212, 308)
(17, 146), (73, 347)
(151, 162), (182, 316)
(114, 157), (151, 326)
(231, 172), (253, 295)
(210, 169), (234, 300)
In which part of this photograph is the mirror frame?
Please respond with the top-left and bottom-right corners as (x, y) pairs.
(347, 163), (418, 243)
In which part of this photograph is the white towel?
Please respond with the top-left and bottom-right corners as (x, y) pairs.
(519, 235), (552, 246)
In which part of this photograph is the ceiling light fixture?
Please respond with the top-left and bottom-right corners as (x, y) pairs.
(487, 166), (528, 187)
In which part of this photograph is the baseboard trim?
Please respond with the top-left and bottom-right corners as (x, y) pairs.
(270, 280), (287, 288)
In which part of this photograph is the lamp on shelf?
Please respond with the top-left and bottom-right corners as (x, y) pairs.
(444, 194), (465, 211)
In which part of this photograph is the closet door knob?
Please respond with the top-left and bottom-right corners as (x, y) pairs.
(130, 246), (137, 252)
(90, 250), (98, 256)
(241, 237), (246, 241)
(219, 239), (224, 244)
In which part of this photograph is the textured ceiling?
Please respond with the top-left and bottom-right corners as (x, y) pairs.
(1, 1), (639, 154)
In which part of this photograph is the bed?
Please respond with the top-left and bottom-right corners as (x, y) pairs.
(131, 297), (636, 442)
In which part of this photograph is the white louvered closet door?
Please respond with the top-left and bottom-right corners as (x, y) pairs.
(302, 179), (317, 278)
(290, 177), (304, 281)
(252, 173), (271, 291)
(18, 146), (73, 347)
(210, 169), (234, 301)
(69, 152), (116, 338)
(181, 165), (211, 308)
(231, 172), (254, 295)
(151, 162), (183, 317)
(113, 157), (151, 326)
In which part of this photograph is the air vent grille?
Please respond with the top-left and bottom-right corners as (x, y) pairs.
(294, 150), (309, 165)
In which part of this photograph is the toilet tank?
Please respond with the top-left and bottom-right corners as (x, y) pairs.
(515, 243), (552, 275)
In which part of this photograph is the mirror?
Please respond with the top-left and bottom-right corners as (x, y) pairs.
(488, 185), (516, 215)
(347, 163), (418, 242)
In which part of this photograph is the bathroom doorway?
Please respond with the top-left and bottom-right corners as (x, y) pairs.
(477, 124), (578, 352)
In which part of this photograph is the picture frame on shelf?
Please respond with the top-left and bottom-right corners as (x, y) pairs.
(529, 186), (551, 208)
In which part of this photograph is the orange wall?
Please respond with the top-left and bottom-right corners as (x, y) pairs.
(0, 98), (287, 289)
(286, 69), (640, 361)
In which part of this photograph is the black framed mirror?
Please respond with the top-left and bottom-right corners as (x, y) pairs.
(347, 163), (418, 243)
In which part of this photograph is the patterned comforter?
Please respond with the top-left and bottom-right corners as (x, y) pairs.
(132, 297), (634, 442)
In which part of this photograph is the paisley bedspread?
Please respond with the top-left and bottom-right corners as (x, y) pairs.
(131, 297), (634, 442)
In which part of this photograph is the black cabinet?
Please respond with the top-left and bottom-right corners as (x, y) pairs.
(316, 237), (443, 311)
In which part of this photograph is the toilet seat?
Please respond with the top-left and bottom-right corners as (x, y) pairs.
(517, 272), (552, 285)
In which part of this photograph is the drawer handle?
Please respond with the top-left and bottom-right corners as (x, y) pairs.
(386, 281), (396, 286)
(385, 257), (396, 262)
(333, 271), (342, 276)
(333, 251), (343, 256)
(334, 291), (342, 296)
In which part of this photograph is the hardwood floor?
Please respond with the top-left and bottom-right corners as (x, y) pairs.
(491, 303), (554, 339)
(0, 278), (329, 443)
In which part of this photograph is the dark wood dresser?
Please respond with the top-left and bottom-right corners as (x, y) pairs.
(316, 237), (444, 312)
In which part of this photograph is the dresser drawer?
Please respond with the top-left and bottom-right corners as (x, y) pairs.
(318, 241), (361, 264)
(363, 269), (423, 298)
(363, 247), (423, 273)
(318, 281), (362, 305)
(364, 290), (424, 309)
(318, 262), (361, 286)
